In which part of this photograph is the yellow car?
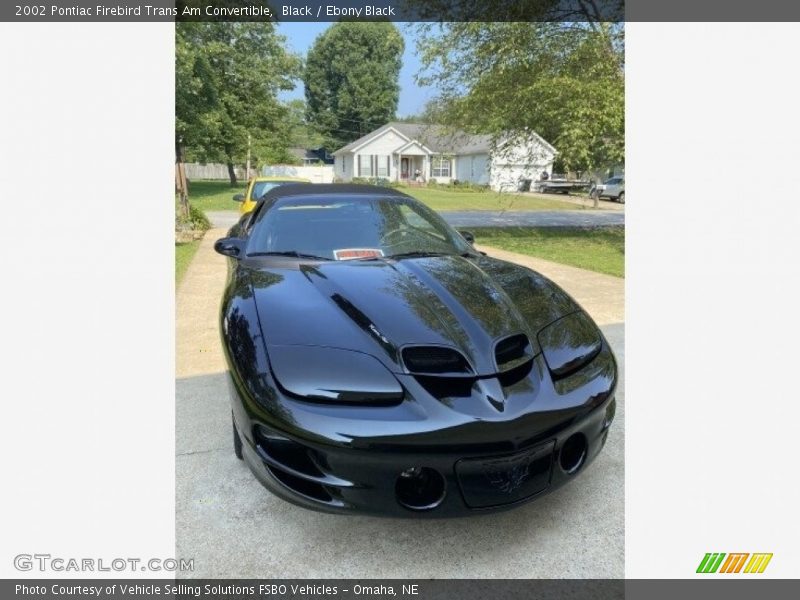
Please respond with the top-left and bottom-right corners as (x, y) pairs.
(233, 176), (311, 215)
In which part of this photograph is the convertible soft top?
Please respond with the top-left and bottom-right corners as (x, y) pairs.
(260, 183), (412, 202)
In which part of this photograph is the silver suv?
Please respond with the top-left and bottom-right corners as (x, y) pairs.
(597, 177), (625, 203)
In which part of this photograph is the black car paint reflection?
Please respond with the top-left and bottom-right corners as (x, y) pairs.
(217, 184), (617, 517)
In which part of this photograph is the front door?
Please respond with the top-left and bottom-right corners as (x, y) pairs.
(400, 158), (409, 179)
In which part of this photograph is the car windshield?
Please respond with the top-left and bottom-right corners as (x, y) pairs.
(246, 194), (473, 261)
(251, 181), (296, 200)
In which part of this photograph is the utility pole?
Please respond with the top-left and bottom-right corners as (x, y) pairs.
(246, 133), (251, 181)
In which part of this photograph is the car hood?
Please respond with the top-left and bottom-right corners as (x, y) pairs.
(243, 254), (580, 376)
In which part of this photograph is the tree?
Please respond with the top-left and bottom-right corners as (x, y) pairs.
(394, 99), (448, 124)
(175, 22), (302, 185)
(285, 99), (325, 151)
(415, 22), (624, 176)
(304, 22), (404, 151)
(401, 0), (622, 23)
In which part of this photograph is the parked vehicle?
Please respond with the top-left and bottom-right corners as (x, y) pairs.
(233, 176), (311, 215)
(215, 184), (617, 517)
(535, 178), (590, 194)
(594, 177), (625, 203)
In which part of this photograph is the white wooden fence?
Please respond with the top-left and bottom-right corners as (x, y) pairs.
(261, 165), (335, 183)
(183, 162), (334, 184)
(184, 163), (247, 180)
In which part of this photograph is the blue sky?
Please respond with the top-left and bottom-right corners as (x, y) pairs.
(276, 22), (431, 118)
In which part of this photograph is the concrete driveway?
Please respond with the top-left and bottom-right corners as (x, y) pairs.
(206, 209), (624, 231)
(176, 231), (624, 578)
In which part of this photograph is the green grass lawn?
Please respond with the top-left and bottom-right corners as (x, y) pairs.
(403, 187), (577, 212)
(186, 180), (247, 212)
(472, 226), (625, 278)
(175, 241), (201, 284)
(185, 180), (579, 213)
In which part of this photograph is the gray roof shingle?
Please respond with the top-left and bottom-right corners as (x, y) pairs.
(333, 122), (495, 155)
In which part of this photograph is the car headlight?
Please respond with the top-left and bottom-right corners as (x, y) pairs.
(537, 311), (603, 379)
(267, 345), (404, 405)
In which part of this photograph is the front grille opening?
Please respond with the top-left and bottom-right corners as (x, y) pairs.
(402, 346), (472, 375)
(266, 465), (333, 503)
(416, 375), (475, 399)
(255, 427), (334, 503)
(255, 427), (325, 478)
(495, 334), (532, 371)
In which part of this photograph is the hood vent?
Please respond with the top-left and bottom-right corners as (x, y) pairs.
(495, 334), (533, 372)
(402, 346), (473, 376)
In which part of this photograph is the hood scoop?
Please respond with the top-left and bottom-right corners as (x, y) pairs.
(494, 334), (534, 373)
(402, 346), (473, 376)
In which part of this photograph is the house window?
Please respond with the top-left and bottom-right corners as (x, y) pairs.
(341, 156), (345, 173)
(431, 156), (451, 178)
(376, 155), (390, 177)
(358, 155), (373, 177)
(357, 155), (390, 177)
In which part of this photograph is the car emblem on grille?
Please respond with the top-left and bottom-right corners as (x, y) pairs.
(483, 453), (533, 494)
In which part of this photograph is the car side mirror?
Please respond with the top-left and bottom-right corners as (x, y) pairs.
(459, 230), (475, 244)
(233, 193), (245, 202)
(214, 237), (245, 258)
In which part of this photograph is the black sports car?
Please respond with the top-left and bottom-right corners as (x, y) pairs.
(215, 184), (617, 517)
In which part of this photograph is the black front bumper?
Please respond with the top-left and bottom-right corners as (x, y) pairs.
(230, 350), (617, 518)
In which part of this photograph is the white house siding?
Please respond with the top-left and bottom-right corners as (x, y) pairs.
(489, 138), (555, 191)
(455, 153), (490, 185)
(489, 163), (551, 191)
(350, 129), (408, 180)
(334, 154), (354, 181)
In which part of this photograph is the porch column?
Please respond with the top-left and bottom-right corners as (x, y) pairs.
(397, 153), (401, 181)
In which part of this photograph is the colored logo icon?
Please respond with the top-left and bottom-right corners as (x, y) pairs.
(697, 553), (773, 574)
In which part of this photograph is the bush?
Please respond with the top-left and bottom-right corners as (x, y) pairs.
(425, 179), (488, 192)
(188, 204), (211, 230)
(455, 181), (490, 192)
(175, 200), (211, 236)
(352, 177), (391, 187)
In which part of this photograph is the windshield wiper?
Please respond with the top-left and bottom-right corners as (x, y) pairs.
(248, 251), (331, 261)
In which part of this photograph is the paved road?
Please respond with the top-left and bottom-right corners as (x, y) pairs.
(442, 210), (624, 228)
(206, 209), (624, 231)
(176, 233), (624, 578)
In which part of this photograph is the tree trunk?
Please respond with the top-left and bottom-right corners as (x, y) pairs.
(227, 162), (238, 187)
(175, 140), (189, 219)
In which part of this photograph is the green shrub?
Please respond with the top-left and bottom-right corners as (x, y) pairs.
(352, 177), (391, 187)
(188, 205), (211, 230)
(425, 179), (488, 192)
(175, 200), (211, 233)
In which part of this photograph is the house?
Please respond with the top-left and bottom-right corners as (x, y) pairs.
(288, 147), (334, 165)
(331, 122), (557, 191)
